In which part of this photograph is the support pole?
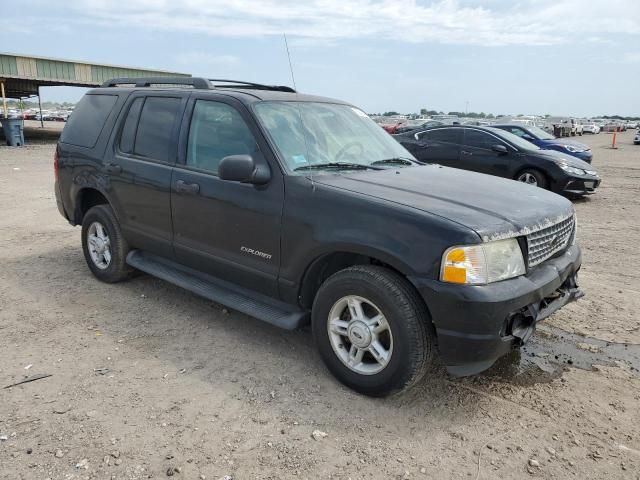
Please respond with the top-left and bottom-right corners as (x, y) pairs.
(1, 81), (7, 119)
(37, 86), (43, 128)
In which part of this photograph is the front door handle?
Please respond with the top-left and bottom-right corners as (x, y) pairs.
(175, 180), (200, 194)
(461, 150), (473, 156)
(105, 163), (122, 174)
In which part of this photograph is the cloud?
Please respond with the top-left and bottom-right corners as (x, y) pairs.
(175, 53), (240, 67)
(17, 0), (640, 47)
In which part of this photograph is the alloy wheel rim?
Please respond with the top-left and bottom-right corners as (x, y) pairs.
(518, 173), (538, 186)
(87, 221), (112, 270)
(327, 295), (393, 375)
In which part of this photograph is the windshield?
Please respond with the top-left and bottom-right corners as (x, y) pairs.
(486, 127), (541, 151)
(527, 125), (555, 140)
(254, 101), (416, 173)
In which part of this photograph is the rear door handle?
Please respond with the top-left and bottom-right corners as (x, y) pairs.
(105, 163), (122, 174)
(461, 150), (473, 156)
(175, 180), (200, 194)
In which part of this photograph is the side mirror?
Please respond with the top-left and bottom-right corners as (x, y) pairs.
(218, 154), (271, 185)
(492, 144), (508, 154)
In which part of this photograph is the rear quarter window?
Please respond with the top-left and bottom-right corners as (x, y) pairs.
(60, 94), (118, 148)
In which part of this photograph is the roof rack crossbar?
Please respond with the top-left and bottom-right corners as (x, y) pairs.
(102, 77), (211, 89)
(208, 79), (296, 93)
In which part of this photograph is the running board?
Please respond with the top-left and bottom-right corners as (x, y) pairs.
(126, 250), (309, 330)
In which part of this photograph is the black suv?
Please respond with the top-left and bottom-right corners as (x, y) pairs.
(55, 77), (583, 396)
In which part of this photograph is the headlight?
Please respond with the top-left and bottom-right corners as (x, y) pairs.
(558, 163), (587, 176)
(563, 145), (580, 153)
(440, 238), (526, 285)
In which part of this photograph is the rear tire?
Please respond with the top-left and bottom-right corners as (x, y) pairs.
(516, 169), (548, 189)
(81, 204), (134, 283)
(312, 265), (435, 397)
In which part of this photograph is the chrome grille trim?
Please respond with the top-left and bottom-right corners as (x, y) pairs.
(526, 215), (575, 267)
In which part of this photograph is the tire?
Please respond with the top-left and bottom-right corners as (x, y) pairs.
(516, 169), (548, 189)
(312, 265), (435, 397)
(81, 204), (134, 283)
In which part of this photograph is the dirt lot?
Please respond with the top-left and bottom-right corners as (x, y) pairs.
(1, 124), (639, 480)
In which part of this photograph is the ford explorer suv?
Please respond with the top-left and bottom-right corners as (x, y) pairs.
(54, 77), (583, 396)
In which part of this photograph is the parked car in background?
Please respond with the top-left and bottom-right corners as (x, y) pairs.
(492, 124), (593, 163)
(582, 123), (600, 134)
(603, 122), (622, 132)
(394, 125), (600, 196)
(634, 131), (640, 145)
(394, 120), (444, 134)
(561, 118), (582, 136)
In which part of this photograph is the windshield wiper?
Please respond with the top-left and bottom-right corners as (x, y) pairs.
(294, 162), (382, 172)
(370, 157), (418, 166)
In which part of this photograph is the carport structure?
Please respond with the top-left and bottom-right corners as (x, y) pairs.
(0, 52), (190, 121)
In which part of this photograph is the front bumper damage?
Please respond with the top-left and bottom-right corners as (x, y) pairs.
(410, 244), (583, 376)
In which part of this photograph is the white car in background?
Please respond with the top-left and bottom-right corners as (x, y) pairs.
(634, 131), (640, 145)
(583, 123), (601, 134)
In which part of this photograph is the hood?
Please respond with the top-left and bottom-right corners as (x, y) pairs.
(313, 165), (574, 242)
(540, 138), (590, 151)
(533, 149), (595, 170)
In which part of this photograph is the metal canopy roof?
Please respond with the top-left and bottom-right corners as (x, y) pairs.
(0, 52), (191, 98)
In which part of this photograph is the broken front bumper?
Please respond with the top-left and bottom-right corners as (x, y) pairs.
(410, 244), (583, 376)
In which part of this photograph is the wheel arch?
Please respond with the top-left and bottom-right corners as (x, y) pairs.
(297, 247), (417, 310)
(73, 187), (113, 225)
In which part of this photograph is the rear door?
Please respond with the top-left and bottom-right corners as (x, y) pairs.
(408, 127), (462, 165)
(170, 95), (284, 297)
(460, 128), (513, 177)
(107, 92), (187, 258)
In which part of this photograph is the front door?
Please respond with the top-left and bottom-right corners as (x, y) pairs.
(171, 96), (284, 297)
(410, 127), (462, 166)
(460, 128), (512, 177)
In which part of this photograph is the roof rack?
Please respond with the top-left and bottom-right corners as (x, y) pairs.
(102, 77), (211, 89)
(101, 77), (296, 93)
(208, 79), (296, 93)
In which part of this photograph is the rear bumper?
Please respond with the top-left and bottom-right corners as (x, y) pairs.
(54, 180), (69, 220)
(409, 244), (582, 376)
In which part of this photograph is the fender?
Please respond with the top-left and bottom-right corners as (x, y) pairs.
(70, 171), (122, 225)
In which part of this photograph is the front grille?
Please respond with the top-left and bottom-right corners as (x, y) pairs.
(526, 215), (575, 267)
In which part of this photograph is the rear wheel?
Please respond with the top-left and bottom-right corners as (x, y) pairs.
(81, 205), (134, 283)
(516, 169), (548, 189)
(312, 265), (435, 397)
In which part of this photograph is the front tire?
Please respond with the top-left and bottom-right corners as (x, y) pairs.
(516, 169), (548, 189)
(312, 265), (435, 397)
(81, 204), (133, 283)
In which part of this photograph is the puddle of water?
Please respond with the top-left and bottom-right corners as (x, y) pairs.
(480, 325), (640, 385)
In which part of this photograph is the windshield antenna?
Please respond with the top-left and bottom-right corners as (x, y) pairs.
(283, 33), (297, 91)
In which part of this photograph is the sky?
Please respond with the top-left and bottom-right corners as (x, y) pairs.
(1, 0), (639, 117)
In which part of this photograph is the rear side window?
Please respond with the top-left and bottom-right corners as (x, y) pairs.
(133, 97), (181, 162)
(119, 97), (144, 154)
(419, 128), (461, 143)
(60, 94), (118, 148)
(463, 130), (502, 150)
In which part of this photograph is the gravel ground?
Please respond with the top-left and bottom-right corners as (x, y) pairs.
(1, 123), (639, 480)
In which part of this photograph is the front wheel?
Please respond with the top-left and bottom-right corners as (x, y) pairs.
(516, 169), (548, 189)
(81, 204), (134, 283)
(312, 265), (435, 397)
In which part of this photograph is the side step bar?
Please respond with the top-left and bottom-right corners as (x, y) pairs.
(126, 250), (309, 330)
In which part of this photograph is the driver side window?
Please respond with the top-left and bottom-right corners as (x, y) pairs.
(186, 100), (258, 174)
